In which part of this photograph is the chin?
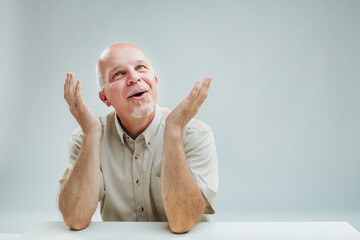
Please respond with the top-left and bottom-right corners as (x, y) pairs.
(131, 105), (154, 119)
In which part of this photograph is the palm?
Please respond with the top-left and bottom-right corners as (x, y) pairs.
(64, 72), (101, 134)
(166, 76), (212, 131)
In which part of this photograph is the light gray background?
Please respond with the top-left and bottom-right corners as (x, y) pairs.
(0, 0), (359, 233)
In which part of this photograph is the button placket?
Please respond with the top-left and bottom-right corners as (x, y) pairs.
(132, 140), (147, 221)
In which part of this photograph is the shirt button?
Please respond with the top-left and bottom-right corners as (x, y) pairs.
(135, 154), (139, 160)
(136, 179), (141, 185)
(138, 207), (144, 212)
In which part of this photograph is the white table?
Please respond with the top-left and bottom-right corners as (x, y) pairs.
(17, 221), (360, 240)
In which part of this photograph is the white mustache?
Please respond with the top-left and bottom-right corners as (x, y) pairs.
(126, 82), (150, 98)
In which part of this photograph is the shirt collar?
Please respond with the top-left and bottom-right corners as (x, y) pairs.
(114, 113), (126, 146)
(141, 105), (162, 150)
(114, 105), (162, 149)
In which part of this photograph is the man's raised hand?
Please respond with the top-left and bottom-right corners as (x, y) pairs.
(165, 76), (212, 133)
(64, 72), (101, 136)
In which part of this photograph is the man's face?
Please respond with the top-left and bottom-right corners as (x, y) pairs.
(100, 45), (158, 119)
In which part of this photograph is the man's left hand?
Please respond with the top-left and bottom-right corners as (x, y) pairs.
(165, 76), (212, 133)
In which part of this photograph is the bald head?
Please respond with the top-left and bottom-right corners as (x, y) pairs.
(96, 43), (153, 89)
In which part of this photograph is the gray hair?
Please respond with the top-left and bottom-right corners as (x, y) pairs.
(96, 47), (111, 90)
(96, 64), (106, 90)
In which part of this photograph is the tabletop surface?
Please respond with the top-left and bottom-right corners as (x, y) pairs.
(17, 221), (360, 240)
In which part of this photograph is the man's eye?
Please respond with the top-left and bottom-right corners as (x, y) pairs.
(137, 65), (146, 70)
(113, 72), (124, 78)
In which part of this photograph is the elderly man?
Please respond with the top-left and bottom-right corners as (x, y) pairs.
(59, 43), (218, 233)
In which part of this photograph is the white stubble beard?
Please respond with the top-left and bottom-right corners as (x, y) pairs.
(131, 100), (154, 119)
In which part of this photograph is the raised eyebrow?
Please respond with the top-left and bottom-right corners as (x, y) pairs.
(110, 60), (147, 73)
(108, 66), (122, 76)
(134, 59), (149, 66)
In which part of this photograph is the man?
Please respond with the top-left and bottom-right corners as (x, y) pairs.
(59, 43), (218, 233)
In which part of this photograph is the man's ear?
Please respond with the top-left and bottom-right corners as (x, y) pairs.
(99, 91), (112, 107)
(155, 76), (158, 84)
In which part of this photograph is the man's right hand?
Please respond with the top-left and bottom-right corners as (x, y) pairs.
(64, 72), (101, 136)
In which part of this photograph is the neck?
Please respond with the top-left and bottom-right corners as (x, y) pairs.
(116, 110), (155, 140)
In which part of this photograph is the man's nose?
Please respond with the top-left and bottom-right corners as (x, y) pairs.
(127, 70), (140, 85)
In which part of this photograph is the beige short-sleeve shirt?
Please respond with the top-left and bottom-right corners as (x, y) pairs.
(59, 105), (218, 222)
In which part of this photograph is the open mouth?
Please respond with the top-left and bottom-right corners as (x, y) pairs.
(129, 91), (147, 98)
(132, 92), (145, 97)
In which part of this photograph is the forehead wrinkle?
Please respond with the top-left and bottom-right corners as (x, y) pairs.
(108, 59), (150, 74)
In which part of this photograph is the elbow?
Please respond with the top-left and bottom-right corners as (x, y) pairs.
(169, 220), (195, 234)
(60, 205), (90, 230)
(58, 198), (91, 231)
(63, 216), (90, 231)
(69, 222), (89, 231)
(167, 199), (206, 234)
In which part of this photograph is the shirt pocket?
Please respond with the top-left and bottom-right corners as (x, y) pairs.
(150, 174), (167, 221)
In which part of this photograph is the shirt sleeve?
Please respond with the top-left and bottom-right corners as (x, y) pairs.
(183, 119), (219, 214)
(58, 127), (105, 201)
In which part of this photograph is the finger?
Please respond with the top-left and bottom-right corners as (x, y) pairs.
(64, 73), (68, 98)
(68, 72), (76, 102)
(203, 76), (212, 86)
(196, 76), (212, 104)
(200, 76), (212, 93)
(64, 72), (71, 100)
(189, 81), (201, 99)
(75, 79), (84, 104)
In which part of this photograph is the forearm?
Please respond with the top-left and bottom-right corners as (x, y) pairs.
(161, 126), (205, 233)
(59, 132), (101, 230)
